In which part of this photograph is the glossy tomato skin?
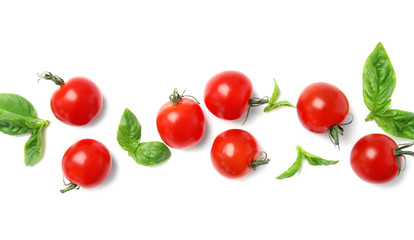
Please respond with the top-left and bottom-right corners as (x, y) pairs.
(204, 70), (253, 120)
(350, 134), (400, 184)
(157, 98), (206, 149)
(211, 129), (260, 179)
(297, 82), (349, 133)
(51, 77), (103, 126)
(62, 139), (112, 188)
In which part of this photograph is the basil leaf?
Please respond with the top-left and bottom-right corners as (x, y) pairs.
(132, 141), (171, 166)
(264, 101), (295, 112)
(374, 109), (414, 139)
(24, 127), (45, 166)
(117, 108), (141, 153)
(276, 145), (338, 180)
(363, 42), (396, 117)
(300, 147), (339, 166)
(0, 93), (37, 118)
(264, 79), (294, 112)
(276, 152), (303, 179)
(0, 109), (47, 135)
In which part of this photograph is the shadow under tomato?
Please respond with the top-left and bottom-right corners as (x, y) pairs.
(100, 153), (118, 188)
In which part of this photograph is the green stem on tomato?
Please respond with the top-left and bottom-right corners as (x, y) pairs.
(250, 152), (270, 170)
(38, 71), (65, 86)
(60, 183), (79, 194)
(169, 88), (200, 105)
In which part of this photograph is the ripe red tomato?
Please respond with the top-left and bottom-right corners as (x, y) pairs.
(211, 129), (268, 179)
(51, 76), (103, 126)
(157, 90), (206, 149)
(204, 70), (253, 120)
(40, 72), (103, 126)
(61, 139), (112, 192)
(350, 134), (401, 184)
(297, 82), (349, 133)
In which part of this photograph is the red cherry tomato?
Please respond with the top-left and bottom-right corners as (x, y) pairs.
(297, 82), (349, 133)
(157, 90), (206, 149)
(204, 70), (253, 120)
(211, 129), (268, 179)
(61, 139), (111, 192)
(350, 134), (401, 184)
(40, 72), (103, 126)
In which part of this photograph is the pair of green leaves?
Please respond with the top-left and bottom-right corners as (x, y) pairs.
(363, 42), (414, 139)
(0, 93), (49, 166)
(264, 78), (295, 112)
(276, 145), (339, 179)
(117, 108), (171, 166)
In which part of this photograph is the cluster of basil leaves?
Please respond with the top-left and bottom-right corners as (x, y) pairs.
(117, 108), (171, 166)
(363, 42), (414, 139)
(0, 93), (49, 166)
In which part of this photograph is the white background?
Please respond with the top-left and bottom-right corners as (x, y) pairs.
(1, 0), (414, 239)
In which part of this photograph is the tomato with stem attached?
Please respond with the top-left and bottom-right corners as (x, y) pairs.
(61, 139), (112, 193)
(350, 133), (413, 184)
(296, 82), (350, 146)
(210, 129), (269, 179)
(156, 89), (206, 149)
(39, 72), (103, 126)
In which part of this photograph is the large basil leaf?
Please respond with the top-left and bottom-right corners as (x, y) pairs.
(117, 108), (141, 153)
(374, 109), (414, 139)
(363, 42), (396, 117)
(132, 142), (171, 166)
(0, 110), (47, 135)
(0, 93), (37, 118)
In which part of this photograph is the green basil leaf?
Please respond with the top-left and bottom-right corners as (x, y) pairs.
(132, 141), (171, 166)
(268, 78), (280, 105)
(374, 109), (414, 139)
(264, 79), (294, 112)
(0, 93), (38, 118)
(117, 108), (141, 153)
(300, 146), (339, 166)
(0, 109), (47, 135)
(276, 151), (303, 179)
(363, 42), (396, 117)
(264, 100), (295, 112)
(24, 127), (45, 166)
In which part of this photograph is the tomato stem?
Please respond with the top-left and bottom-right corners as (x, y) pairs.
(38, 72), (65, 86)
(60, 183), (79, 194)
(393, 142), (414, 175)
(250, 151), (270, 170)
(169, 88), (200, 105)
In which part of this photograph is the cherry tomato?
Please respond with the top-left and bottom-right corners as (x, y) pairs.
(204, 70), (253, 120)
(350, 134), (401, 184)
(157, 89), (206, 149)
(61, 139), (111, 192)
(40, 72), (103, 126)
(211, 129), (268, 179)
(297, 82), (349, 133)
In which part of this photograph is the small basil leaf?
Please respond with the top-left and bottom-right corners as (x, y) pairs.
(300, 148), (339, 166)
(264, 100), (295, 112)
(374, 109), (414, 139)
(117, 108), (141, 153)
(0, 110), (47, 135)
(363, 42), (396, 116)
(268, 78), (280, 105)
(0, 93), (38, 118)
(132, 141), (171, 166)
(276, 151), (303, 179)
(24, 127), (44, 166)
